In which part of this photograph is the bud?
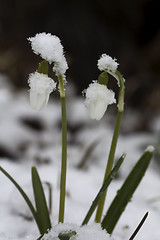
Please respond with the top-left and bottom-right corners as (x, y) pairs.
(84, 82), (116, 120)
(28, 72), (56, 110)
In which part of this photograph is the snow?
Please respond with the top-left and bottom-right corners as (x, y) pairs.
(28, 33), (68, 77)
(145, 145), (155, 152)
(97, 54), (119, 73)
(28, 33), (63, 64)
(0, 75), (160, 239)
(41, 223), (111, 240)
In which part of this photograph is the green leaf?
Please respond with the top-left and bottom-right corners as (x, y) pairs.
(101, 149), (154, 234)
(38, 60), (49, 75)
(98, 71), (109, 86)
(0, 166), (40, 230)
(32, 166), (52, 234)
(129, 212), (148, 240)
(81, 153), (125, 225)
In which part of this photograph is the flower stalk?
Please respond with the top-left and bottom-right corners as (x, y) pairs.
(58, 75), (67, 223)
(95, 70), (125, 222)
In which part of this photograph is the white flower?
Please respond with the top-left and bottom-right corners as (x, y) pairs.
(97, 54), (119, 72)
(28, 72), (56, 110)
(84, 82), (116, 120)
(28, 32), (68, 76)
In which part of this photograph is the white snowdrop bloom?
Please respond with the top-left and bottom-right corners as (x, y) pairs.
(28, 72), (56, 111)
(84, 82), (116, 120)
(97, 54), (119, 73)
(28, 32), (68, 76)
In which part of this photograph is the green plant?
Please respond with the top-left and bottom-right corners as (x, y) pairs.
(0, 33), (154, 239)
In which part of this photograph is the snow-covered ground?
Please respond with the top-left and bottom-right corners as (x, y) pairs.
(0, 75), (160, 240)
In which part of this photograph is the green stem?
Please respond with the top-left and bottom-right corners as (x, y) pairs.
(95, 70), (125, 222)
(58, 75), (67, 223)
(95, 111), (123, 222)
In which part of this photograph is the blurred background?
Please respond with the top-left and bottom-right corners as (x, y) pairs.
(0, 0), (160, 130)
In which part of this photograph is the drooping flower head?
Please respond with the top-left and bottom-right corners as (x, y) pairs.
(97, 54), (119, 73)
(28, 32), (68, 77)
(84, 81), (116, 120)
(28, 72), (56, 110)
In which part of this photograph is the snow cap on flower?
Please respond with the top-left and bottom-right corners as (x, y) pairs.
(84, 81), (116, 120)
(28, 32), (68, 76)
(28, 72), (56, 111)
(97, 54), (119, 73)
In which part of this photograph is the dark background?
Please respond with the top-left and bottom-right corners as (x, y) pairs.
(0, 0), (160, 112)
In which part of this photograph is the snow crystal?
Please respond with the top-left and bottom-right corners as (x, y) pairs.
(28, 33), (68, 76)
(97, 54), (119, 72)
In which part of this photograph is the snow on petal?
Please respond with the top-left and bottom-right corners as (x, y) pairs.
(28, 72), (56, 111)
(84, 82), (116, 120)
(97, 54), (119, 73)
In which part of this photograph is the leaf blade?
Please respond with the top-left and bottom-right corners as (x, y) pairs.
(101, 149), (154, 234)
(32, 166), (52, 234)
(82, 153), (126, 225)
(0, 166), (39, 229)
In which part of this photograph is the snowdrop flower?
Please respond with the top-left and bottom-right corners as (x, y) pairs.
(28, 32), (68, 77)
(28, 72), (56, 110)
(84, 82), (116, 120)
(97, 54), (119, 73)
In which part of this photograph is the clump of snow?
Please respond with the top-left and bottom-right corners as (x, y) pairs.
(97, 54), (119, 73)
(28, 33), (68, 77)
(28, 33), (63, 64)
(145, 145), (155, 153)
(42, 223), (110, 240)
(84, 81), (116, 120)
(53, 55), (69, 77)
